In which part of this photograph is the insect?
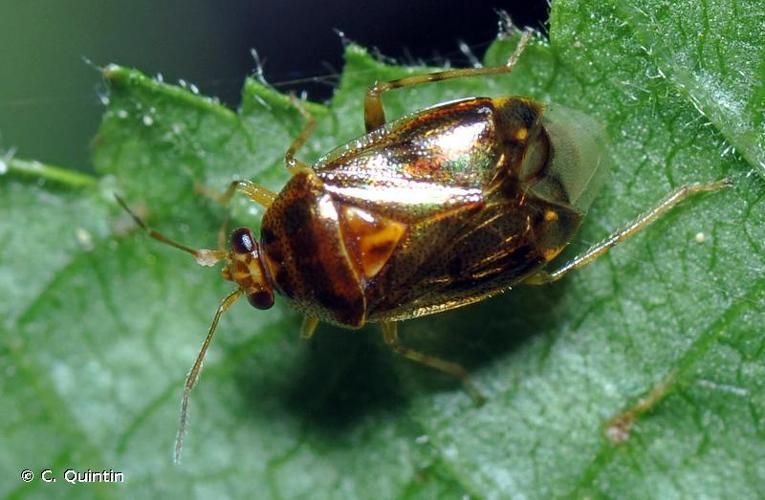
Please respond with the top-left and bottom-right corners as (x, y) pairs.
(115, 30), (729, 461)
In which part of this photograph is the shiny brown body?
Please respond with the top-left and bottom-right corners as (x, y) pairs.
(116, 32), (728, 460)
(260, 97), (587, 328)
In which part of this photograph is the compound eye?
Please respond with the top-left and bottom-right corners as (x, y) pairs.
(247, 290), (274, 310)
(230, 227), (255, 254)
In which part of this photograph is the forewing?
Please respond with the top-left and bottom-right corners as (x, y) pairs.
(531, 104), (610, 214)
(313, 98), (502, 223)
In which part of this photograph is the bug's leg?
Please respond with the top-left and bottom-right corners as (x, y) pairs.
(381, 321), (486, 405)
(175, 288), (243, 463)
(216, 214), (231, 250)
(364, 29), (533, 132)
(197, 180), (277, 209)
(284, 95), (317, 172)
(523, 179), (732, 285)
(114, 194), (226, 267)
(300, 315), (320, 340)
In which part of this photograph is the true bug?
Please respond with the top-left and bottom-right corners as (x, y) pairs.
(115, 31), (729, 461)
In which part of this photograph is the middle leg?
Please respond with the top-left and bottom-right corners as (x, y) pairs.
(381, 321), (485, 404)
(364, 30), (533, 132)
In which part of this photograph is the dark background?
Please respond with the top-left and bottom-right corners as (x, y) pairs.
(0, 1), (547, 171)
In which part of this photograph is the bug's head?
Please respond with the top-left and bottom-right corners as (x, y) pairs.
(222, 227), (275, 309)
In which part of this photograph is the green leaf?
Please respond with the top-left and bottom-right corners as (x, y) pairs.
(2, 0), (764, 498)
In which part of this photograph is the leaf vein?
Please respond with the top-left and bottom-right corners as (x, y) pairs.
(569, 273), (765, 496)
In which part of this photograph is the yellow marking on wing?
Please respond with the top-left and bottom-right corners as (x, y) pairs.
(543, 247), (563, 261)
(342, 205), (407, 279)
(515, 128), (529, 141)
(545, 210), (559, 221)
(359, 223), (406, 277)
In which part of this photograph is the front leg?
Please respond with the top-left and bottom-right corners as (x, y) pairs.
(284, 95), (317, 171)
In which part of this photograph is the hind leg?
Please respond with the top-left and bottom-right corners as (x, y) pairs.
(524, 179), (731, 285)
